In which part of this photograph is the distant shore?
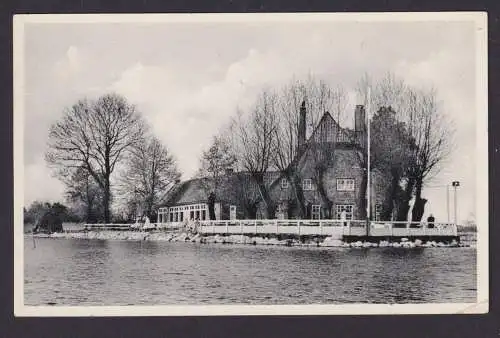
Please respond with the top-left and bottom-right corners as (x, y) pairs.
(27, 230), (473, 248)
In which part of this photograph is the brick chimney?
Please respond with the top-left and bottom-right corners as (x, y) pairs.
(354, 105), (366, 146)
(298, 101), (306, 151)
(354, 105), (366, 133)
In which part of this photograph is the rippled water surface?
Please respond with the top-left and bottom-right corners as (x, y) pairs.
(24, 237), (476, 305)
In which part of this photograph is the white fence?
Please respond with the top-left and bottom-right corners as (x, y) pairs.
(161, 219), (457, 238)
(84, 220), (457, 238)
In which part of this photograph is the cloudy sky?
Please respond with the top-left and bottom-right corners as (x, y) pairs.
(20, 15), (484, 223)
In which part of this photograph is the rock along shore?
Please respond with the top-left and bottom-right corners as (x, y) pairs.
(30, 230), (466, 248)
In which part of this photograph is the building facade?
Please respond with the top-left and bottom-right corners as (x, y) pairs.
(158, 103), (387, 223)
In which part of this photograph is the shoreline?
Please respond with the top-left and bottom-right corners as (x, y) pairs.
(27, 230), (471, 248)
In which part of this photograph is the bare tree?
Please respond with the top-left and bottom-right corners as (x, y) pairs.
(198, 135), (237, 220)
(63, 166), (104, 223)
(46, 93), (146, 223)
(119, 135), (181, 220)
(283, 75), (349, 135)
(370, 107), (416, 221)
(404, 87), (454, 222)
(273, 97), (307, 217)
(231, 91), (279, 218)
(356, 72), (454, 222)
(231, 173), (262, 219)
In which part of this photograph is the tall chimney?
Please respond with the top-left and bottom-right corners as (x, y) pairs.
(354, 105), (366, 133)
(354, 105), (366, 146)
(298, 101), (306, 151)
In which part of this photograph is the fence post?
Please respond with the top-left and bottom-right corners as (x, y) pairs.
(225, 221), (229, 234)
(254, 220), (257, 235)
(240, 220), (243, 234)
(298, 221), (301, 236)
(276, 220), (279, 235)
(319, 220), (322, 235)
(212, 221), (215, 234)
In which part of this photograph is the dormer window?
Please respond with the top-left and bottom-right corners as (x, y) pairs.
(281, 178), (289, 189)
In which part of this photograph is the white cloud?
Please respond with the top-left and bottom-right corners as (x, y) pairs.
(53, 45), (83, 82)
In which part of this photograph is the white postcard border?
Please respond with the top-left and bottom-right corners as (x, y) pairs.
(13, 12), (489, 317)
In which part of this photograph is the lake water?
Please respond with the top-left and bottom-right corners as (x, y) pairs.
(24, 237), (477, 305)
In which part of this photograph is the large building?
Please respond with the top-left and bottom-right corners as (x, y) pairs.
(158, 103), (387, 224)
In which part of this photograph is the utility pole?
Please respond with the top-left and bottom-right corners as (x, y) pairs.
(366, 88), (371, 236)
(446, 184), (450, 223)
(452, 181), (460, 225)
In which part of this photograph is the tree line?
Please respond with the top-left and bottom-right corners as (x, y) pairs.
(31, 72), (452, 226)
(199, 73), (454, 222)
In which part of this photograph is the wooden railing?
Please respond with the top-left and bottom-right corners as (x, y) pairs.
(84, 220), (458, 238)
(158, 219), (457, 237)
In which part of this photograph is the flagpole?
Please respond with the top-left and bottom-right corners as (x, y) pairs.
(366, 88), (371, 234)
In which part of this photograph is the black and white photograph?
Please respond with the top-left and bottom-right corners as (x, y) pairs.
(13, 13), (488, 316)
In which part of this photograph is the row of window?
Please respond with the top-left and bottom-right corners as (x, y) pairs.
(275, 204), (354, 220)
(276, 204), (383, 221)
(280, 178), (355, 191)
(164, 204), (208, 213)
(158, 203), (209, 222)
(166, 209), (208, 222)
(161, 202), (383, 222)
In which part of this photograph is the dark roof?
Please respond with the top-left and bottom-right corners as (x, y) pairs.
(162, 171), (281, 207)
(163, 178), (208, 206)
(309, 111), (359, 145)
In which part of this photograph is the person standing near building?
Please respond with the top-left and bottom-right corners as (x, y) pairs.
(341, 209), (347, 227)
(427, 214), (435, 228)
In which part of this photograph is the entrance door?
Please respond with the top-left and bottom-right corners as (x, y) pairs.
(311, 205), (321, 220)
(230, 205), (237, 220)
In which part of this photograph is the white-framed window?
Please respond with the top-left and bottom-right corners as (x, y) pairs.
(281, 178), (289, 189)
(336, 178), (355, 191)
(302, 179), (314, 191)
(335, 204), (354, 220)
(375, 204), (382, 221)
(311, 204), (321, 220)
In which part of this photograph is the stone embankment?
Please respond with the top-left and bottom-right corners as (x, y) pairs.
(32, 230), (465, 248)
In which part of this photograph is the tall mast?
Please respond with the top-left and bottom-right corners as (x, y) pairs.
(366, 88), (371, 223)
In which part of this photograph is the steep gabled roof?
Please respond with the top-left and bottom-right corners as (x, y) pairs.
(268, 111), (362, 190)
(308, 111), (355, 145)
